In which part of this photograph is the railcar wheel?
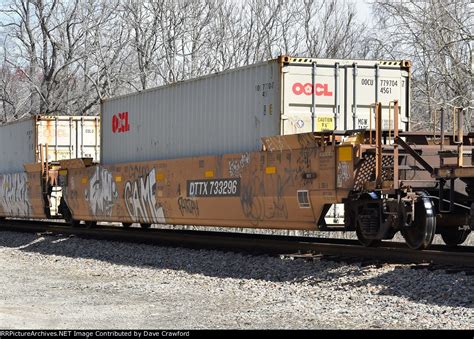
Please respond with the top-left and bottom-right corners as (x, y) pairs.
(441, 229), (470, 247)
(401, 192), (436, 250)
(140, 223), (151, 229)
(122, 222), (132, 228)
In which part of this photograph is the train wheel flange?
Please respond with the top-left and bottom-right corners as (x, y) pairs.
(401, 191), (436, 250)
(441, 228), (470, 247)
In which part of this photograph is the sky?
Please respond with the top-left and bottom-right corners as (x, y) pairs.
(352, 0), (373, 24)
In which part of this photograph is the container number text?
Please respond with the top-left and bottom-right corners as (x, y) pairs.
(187, 178), (240, 197)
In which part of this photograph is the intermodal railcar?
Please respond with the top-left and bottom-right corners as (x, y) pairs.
(0, 56), (472, 250)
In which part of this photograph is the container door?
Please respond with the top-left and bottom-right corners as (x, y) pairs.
(281, 59), (410, 134)
(78, 117), (100, 162)
(346, 64), (409, 131)
(37, 117), (76, 162)
(281, 63), (342, 134)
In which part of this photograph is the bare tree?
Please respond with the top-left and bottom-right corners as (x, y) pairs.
(372, 0), (473, 131)
(121, 0), (160, 90)
(300, 0), (368, 58)
(0, 0), (373, 121)
(77, 0), (131, 110)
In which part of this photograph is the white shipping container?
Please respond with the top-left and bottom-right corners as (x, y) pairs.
(0, 115), (100, 174)
(101, 56), (411, 164)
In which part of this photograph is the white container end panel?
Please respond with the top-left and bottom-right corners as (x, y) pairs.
(281, 58), (410, 134)
(36, 117), (100, 163)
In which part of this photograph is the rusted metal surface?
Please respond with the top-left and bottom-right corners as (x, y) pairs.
(0, 171), (46, 219)
(36, 116), (100, 163)
(393, 100), (399, 190)
(4, 118), (470, 235)
(436, 167), (474, 179)
(0, 115), (100, 174)
(63, 136), (353, 230)
(395, 136), (435, 175)
(261, 133), (319, 151)
(375, 102), (383, 188)
(0, 99), (472, 251)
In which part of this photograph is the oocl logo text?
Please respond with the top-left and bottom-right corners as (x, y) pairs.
(112, 111), (130, 133)
(292, 83), (333, 96)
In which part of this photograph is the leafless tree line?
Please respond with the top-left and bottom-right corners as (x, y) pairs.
(0, 0), (471, 131)
(372, 0), (473, 131)
(0, 0), (369, 120)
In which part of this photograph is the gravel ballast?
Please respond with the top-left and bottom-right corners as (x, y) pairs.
(0, 230), (472, 329)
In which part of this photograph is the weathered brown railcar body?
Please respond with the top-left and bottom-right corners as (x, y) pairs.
(61, 134), (354, 230)
(0, 170), (47, 219)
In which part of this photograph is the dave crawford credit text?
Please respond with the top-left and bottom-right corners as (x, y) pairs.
(0, 331), (191, 338)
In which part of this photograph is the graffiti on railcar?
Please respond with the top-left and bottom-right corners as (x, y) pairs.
(0, 173), (31, 216)
(295, 133), (317, 184)
(177, 197), (200, 217)
(124, 168), (166, 224)
(85, 166), (118, 217)
(240, 175), (265, 224)
(337, 162), (351, 188)
(239, 167), (290, 224)
(269, 174), (289, 219)
(229, 153), (250, 178)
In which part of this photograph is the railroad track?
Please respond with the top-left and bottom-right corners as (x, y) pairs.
(1, 219), (473, 269)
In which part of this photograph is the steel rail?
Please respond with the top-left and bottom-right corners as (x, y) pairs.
(1, 219), (473, 268)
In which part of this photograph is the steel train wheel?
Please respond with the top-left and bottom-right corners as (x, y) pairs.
(401, 192), (436, 250)
(441, 229), (470, 247)
(122, 222), (132, 228)
(140, 223), (151, 229)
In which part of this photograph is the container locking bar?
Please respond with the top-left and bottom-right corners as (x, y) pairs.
(311, 62), (317, 132)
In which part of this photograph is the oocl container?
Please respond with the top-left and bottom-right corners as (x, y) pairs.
(0, 115), (100, 174)
(101, 55), (411, 164)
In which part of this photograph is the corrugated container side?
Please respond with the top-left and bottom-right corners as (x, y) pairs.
(101, 56), (411, 165)
(101, 60), (281, 164)
(36, 116), (101, 162)
(0, 118), (35, 174)
(0, 116), (100, 174)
